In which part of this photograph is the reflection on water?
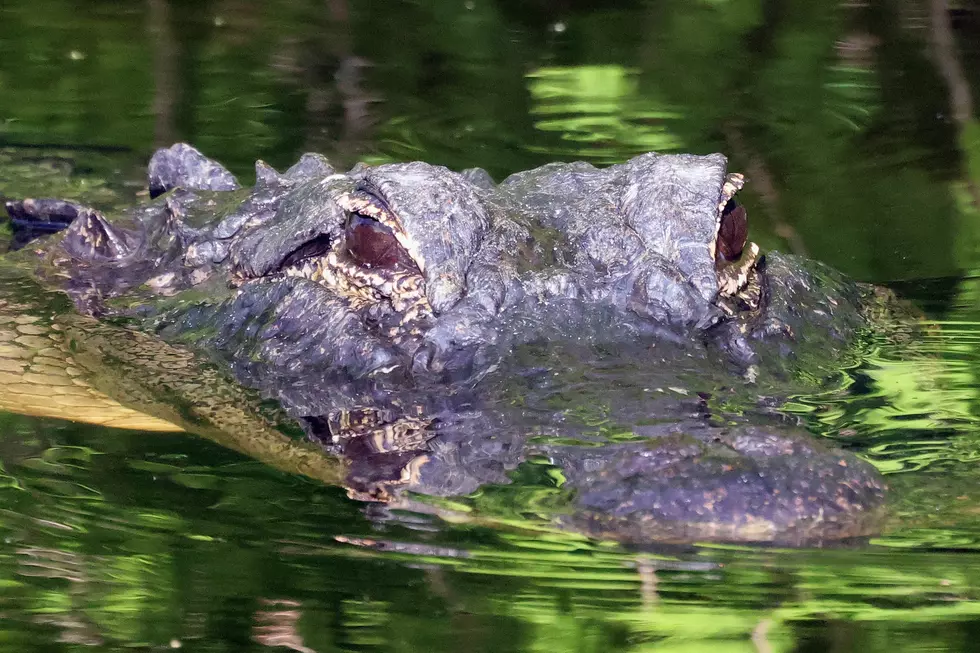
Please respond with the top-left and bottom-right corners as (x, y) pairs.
(526, 66), (685, 161)
(5, 416), (980, 650)
(2, 0), (980, 650)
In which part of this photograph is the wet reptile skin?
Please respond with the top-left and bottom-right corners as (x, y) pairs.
(0, 144), (899, 545)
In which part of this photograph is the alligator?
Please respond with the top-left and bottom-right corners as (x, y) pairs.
(0, 144), (898, 545)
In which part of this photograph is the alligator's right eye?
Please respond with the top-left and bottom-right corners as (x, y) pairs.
(346, 213), (415, 270)
(716, 198), (747, 262)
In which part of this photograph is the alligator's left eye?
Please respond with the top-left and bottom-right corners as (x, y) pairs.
(716, 199), (747, 262)
(346, 213), (416, 270)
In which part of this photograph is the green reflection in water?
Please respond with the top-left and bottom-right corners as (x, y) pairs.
(1, 418), (980, 651)
(526, 65), (685, 162)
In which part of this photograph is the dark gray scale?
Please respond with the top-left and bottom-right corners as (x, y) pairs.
(147, 143), (240, 199)
(4, 198), (86, 250)
(619, 152), (730, 305)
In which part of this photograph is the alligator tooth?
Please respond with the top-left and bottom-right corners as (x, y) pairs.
(302, 261), (314, 277)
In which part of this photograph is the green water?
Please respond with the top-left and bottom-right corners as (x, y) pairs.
(2, 0), (980, 650)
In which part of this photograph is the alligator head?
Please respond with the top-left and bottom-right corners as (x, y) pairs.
(9, 144), (869, 389)
(3, 144), (891, 543)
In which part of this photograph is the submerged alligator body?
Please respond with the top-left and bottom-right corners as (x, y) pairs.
(0, 144), (893, 545)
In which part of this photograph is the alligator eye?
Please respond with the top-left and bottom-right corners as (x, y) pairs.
(716, 199), (747, 263)
(346, 213), (416, 270)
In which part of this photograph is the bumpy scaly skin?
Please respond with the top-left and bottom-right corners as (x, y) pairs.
(19, 145), (774, 380)
(1, 143), (889, 544)
(148, 143), (241, 198)
(554, 426), (885, 545)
